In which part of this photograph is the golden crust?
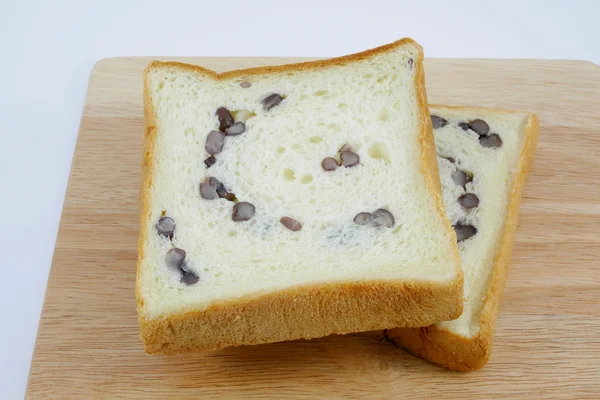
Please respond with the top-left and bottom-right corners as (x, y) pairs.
(136, 39), (463, 354)
(387, 108), (540, 371)
(140, 279), (462, 354)
(145, 38), (417, 80)
(135, 62), (157, 331)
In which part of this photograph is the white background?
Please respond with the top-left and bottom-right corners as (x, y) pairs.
(1, 0), (598, 398)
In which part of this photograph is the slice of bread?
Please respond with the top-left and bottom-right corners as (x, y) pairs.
(137, 39), (463, 354)
(386, 105), (540, 371)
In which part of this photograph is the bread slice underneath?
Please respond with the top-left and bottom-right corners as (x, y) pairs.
(137, 39), (463, 354)
(385, 105), (539, 371)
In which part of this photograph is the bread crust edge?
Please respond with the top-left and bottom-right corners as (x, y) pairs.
(139, 279), (462, 354)
(136, 39), (464, 354)
(386, 108), (540, 371)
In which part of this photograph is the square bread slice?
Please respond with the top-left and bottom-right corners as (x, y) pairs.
(387, 105), (540, 371)
(136, 39), (463, 354)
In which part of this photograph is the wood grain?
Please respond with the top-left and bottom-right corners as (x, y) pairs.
(26, 57), (600, 399)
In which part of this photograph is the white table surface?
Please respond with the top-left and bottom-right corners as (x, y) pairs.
(1, 0), (598, 398)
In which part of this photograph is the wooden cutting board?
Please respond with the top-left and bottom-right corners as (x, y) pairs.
(26, 57), (600, 399)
